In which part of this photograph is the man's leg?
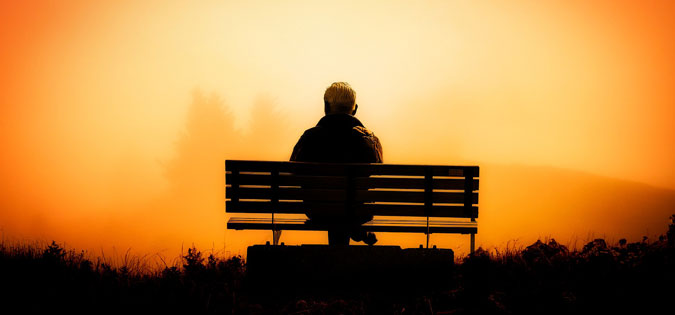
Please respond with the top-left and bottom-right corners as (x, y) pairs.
(273, 230), (282, 245)
(328, 229), (350, 246)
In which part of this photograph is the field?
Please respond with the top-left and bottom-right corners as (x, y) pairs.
(1, 217), (673, 314)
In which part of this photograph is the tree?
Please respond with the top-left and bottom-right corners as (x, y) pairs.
(163, 89), (240, 200)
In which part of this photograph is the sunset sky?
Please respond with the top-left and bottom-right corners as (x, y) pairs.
(1, 1), (673, 260)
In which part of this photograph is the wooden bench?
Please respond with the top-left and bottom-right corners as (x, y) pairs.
(225, 160), (480, 252)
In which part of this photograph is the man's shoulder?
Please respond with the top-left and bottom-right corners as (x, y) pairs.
(298, 119), (379, 142)
(351, 125), (383, 163)
(351, 126), (381, 145)
(351, 126), (376, 138)
(299, 125), (325, 139)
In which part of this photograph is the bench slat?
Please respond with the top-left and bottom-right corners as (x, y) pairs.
(229, 187), (478, 204)
(358, 177), (479, 191)
(234, 187), (347, 202)
(358, 190), (478, 204)
(226, 173), (479, 191)
(227, 217), (478, 234)
(226, 201), (478, 218)
(361, 203), (479, 218)
(227, 173), (349, 189)
(226, 160), (479, 177)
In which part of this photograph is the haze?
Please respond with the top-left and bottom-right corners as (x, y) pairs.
(1, 1), (673, 259)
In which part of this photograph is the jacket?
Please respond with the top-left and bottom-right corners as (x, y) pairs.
(290, 114), (383, 163)
(290, 114), (383, 225)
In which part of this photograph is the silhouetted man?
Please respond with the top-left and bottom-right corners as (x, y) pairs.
(290, 82), (383, 246)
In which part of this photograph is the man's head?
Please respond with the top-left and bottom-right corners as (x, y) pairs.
(324, 82), (358, 115)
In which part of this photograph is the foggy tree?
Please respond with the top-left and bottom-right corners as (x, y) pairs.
(163, 89), (241, 199)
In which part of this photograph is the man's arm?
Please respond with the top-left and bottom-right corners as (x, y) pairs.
(364, 135), (383, 163)
(290, 131), (313, 162)
(353, 126), (383, 163)
(372, 136), (383, 163)
(290, 136), (303, 161)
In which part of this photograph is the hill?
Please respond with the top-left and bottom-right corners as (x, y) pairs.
(474, 163), (675, 249)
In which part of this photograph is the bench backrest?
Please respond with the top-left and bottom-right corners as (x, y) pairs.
(225, 160), (479, 220)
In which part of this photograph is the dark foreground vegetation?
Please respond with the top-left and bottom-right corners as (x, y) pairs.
(1, 217), (673, 314)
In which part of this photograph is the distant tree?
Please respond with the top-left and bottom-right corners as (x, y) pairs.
(156, 90), (293, 247)
(163, 89), (241, 199)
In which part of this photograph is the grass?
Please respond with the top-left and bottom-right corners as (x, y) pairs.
(1, 216), (673, 314)
(0, 239), (244, 313)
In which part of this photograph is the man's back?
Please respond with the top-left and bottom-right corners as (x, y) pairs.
(290, 114), (383, 163)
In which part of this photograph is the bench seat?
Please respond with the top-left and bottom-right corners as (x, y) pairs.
(228, 217), (478, 234)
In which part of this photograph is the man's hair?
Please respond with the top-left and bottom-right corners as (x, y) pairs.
(324, 82), (356, 114)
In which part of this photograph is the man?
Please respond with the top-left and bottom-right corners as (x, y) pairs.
(290, 82), (383, 246)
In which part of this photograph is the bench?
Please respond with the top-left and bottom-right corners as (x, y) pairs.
(225, 160), (480, 253)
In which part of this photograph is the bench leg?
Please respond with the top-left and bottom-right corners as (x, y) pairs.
(470, 233), (475, 254)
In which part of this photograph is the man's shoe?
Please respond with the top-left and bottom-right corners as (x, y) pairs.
(364, 232), (377, 246)
(351, 229), (365, 242)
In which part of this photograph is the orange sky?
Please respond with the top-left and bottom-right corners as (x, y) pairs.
(1, 1), (674, 261)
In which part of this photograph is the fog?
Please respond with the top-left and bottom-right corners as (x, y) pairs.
(1, 1), (673, 259)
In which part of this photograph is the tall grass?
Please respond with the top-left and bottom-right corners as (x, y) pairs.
(0, 215), (673, 314)
(0, 239), (244, 313)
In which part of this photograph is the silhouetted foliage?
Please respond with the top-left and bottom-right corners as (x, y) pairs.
(43, 240), (66, 263)
(1, 216), (673, 314)
(183, 246), (205, 275)
(669, 214), (675, 247)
